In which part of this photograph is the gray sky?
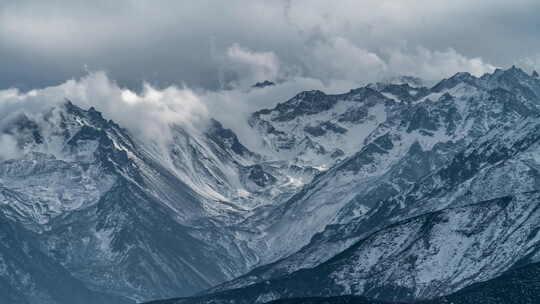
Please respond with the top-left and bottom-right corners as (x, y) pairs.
(2, 0), (540, 91)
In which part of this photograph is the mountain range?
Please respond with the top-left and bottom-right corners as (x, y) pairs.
(2, 66), (540, 303)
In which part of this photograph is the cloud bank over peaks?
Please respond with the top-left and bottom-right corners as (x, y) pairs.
(0, 72), (211, 157)
(519, 53), (540, 74)
(0, 70), (329, 158)
(0, 41), (498, 160)
(303, 37), (388, 84)
(300, 37), (496, 84)
(0, 67), (375, 159)
(217, 39), (496, 92)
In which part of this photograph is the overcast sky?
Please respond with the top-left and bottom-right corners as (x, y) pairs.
(2, 0), (540, 92)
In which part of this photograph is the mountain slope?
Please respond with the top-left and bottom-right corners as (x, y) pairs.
(0, 102), (264, 301)
(210, 67), (540, 290)
(427, 262), (540, 304)
(182, 68), (540, 303)
(0, 210), (132, 304)
(156, 191), (540, 304)
(259, 262), (540, 304)
(4, 67), (540, 304)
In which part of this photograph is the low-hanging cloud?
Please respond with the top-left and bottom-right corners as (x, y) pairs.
(0, 72), (209, 158)
(387, 47), (497, 79)
(303, 37), (388, 84)
(0, 68), (368, 158)
(519, 54), (540, 73)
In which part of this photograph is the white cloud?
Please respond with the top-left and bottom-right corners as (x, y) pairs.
(304, 37), (388, 84)
(224, 43), (281, 87)
(518, 54), (540, 73)
(0, 68), (367, 158)
(387, 47), (497, 80)
(0, 72), (209, 153)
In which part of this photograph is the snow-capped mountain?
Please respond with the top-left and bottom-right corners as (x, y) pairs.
(0, 209), (131, 304)
(202, 67), (540, 297)
(203, 262), (540, 304)
(155, 191), (540, 304)
(3, 66), (540, 304)
(232, 66), (540, 267)
(0, 101), (265, 302)
(147, 67), (540, 304)
(203, 260), (540, 304)
(0, 92), (323, 303)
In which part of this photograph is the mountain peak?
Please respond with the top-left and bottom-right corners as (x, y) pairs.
(252, 80), (275, 88)
(380, 75), (425, 88)
(294, 89), (326, 99)
(490, 65), (530, 78)
(61, 100), (115, 131)
(63, 98), (83, 114)
(453, 71), (475, 80)
(431, 71), (478, 92)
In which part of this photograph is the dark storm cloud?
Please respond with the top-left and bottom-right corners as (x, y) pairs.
(1, 0), (540, 91)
